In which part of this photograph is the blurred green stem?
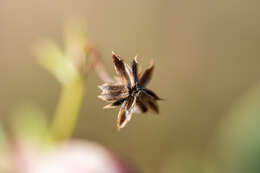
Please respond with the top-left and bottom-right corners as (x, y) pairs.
(51, 77), (84, 141)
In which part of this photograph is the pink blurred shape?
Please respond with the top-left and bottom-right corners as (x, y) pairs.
(12, 140), (136, 173)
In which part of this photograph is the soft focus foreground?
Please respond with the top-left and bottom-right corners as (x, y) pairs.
(1, 0), (260, 173)
(0, 23), (136, 173)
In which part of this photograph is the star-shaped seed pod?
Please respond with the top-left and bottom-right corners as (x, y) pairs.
(98, 52), (162, 130)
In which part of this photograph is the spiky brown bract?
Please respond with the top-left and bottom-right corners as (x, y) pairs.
(98, 52), (161, 130)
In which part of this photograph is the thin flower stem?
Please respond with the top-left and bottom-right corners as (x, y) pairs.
(50, 77), (84, 141)
(87, 45), (114, 83)
(46, 44), (112, 141)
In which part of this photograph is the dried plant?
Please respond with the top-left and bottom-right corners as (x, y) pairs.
(98, 52), (162, 130)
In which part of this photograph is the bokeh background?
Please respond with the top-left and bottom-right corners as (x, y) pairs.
(1, 0), (260, 172)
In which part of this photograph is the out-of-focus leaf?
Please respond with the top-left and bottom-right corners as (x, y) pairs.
(34, 40), (81, 85)
(34, 21), (88, 141)
(216, 83), (260, 173)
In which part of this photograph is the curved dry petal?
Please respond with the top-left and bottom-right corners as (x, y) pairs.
(136, 98), (148, 113)
(140, 91), (159, 114)
(143, 88), (162, 100)
(138, 66), (142, 80)
(147, 99), (159, 114)
(138, 61), (154, 87)
(126, 96), (135, 110)
(117, 98), (136, 130)
(117, 109), (127, 130)
(99, 83), (126, 91)
(124, 62), (134, 87)
(112, 52), (130, 85)
(98, 91), (129, 102)
(103, 99), (125, 109)
(132, 56), (138, 83)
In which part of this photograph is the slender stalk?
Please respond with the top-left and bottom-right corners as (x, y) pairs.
(50, 77), (84, 141)
(87, 45), (114, 83)
(42, 43), (111, 141)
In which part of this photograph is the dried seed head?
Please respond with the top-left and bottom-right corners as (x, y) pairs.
(98, 52), (162, 130)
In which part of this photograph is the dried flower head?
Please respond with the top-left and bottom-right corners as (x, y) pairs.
(98, 52), (161, 130)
